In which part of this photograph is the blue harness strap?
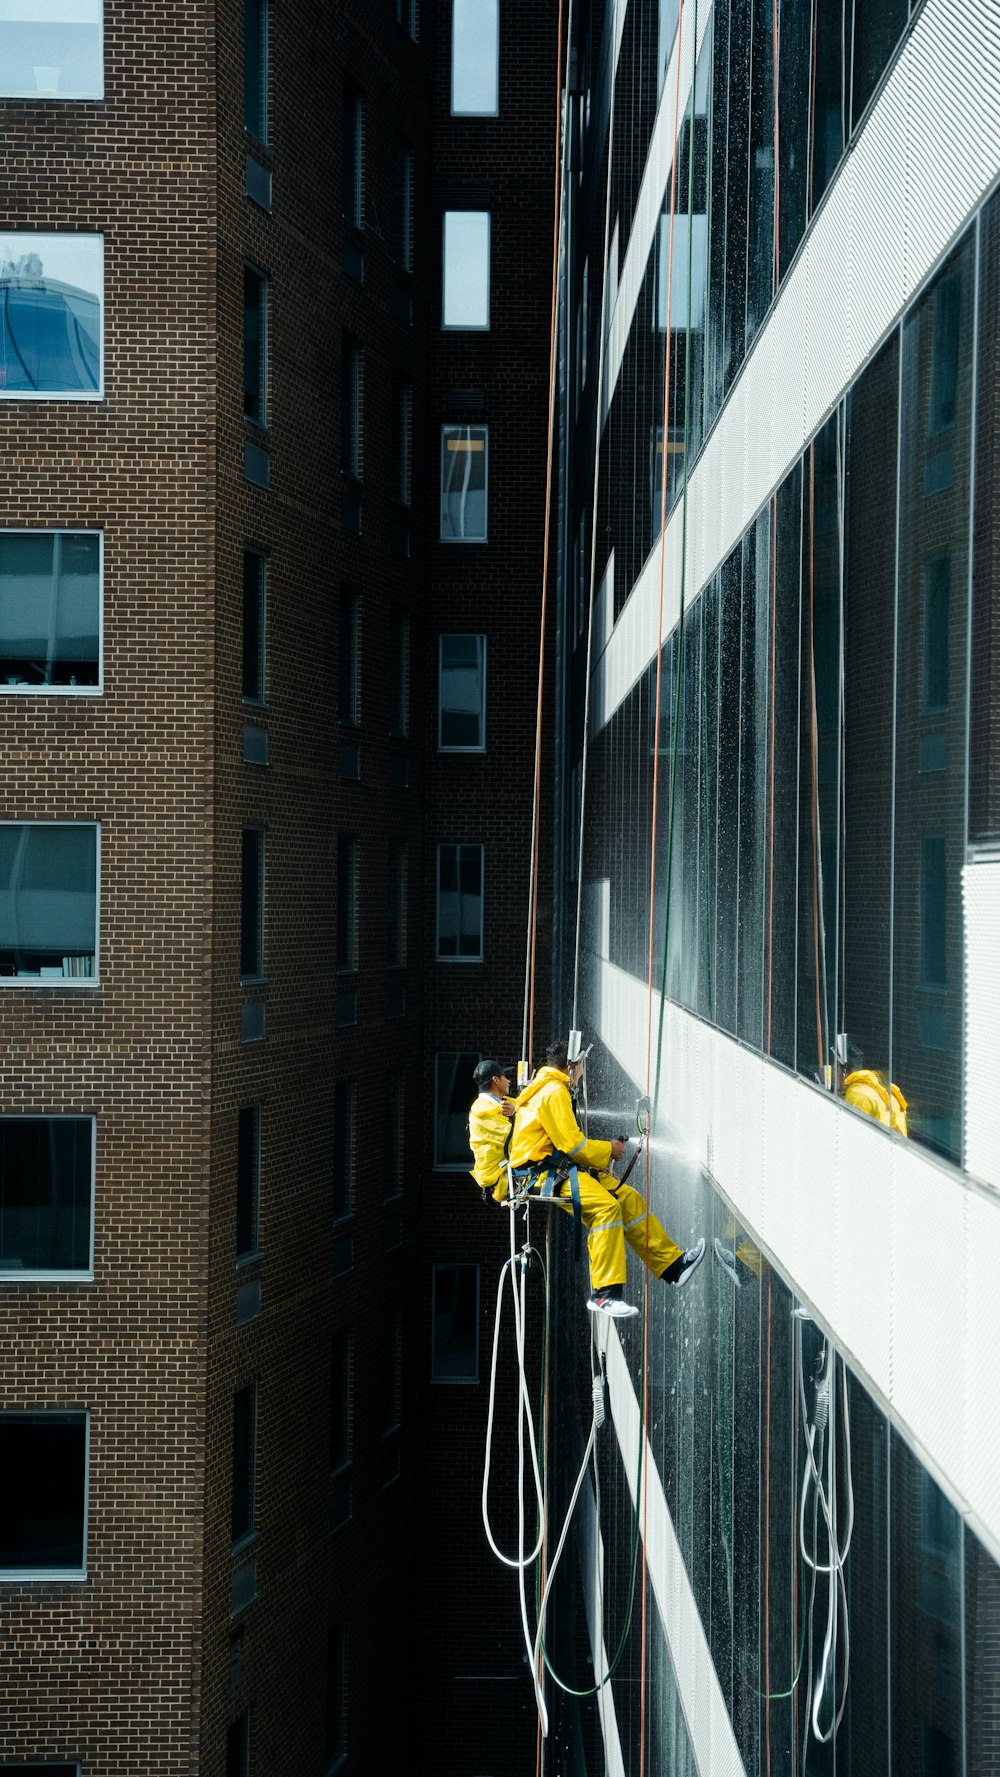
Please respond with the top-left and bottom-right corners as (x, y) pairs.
(514, 1150), (584, 1262)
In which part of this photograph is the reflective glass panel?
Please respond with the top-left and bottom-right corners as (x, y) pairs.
(441, 425), (488, 541)
(0, 1117), (92, 1273)
(0, 1), (103, 99)
(0, 531), (100, 688)
(451, 0), (499, 114)
(0, 234), (102, 396)
(442, 212), (490, 329)
(0, 823), (98, 979)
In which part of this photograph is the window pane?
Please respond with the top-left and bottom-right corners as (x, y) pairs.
(439, 634), (486, 749)
(240, 830), (264, 979)
(0, 1413), (87, 1572)
(236, 1106), (259, 1260)
(244, 0), (267, 139)
(333, 1080), (354, 1221)
(442, 212), (490, 329)
(231, 1386), (256, 1545)
(851, 0), (907, 128)
(451, 0), (498, 114)
(241, 551), (265, 703)
(0, 1117), (92, 1274)
(336, 836), (358, 971)
(393, 382), (412, 506)
(341, 336), (361, 477)
(441, 425), (487, 541)
(392, 138), (413, 271)
(383, 1305), (401, 1429)
(0, 2), (103, 99)
(243, 266), (266, 424)
(0, 531), (100, 689)
(432, 1264), (479, 1380)
(342, 84), (363, 228)
(434, 1051), (480, 1167)
(437, 844), (483, 959)
(385, 1071), (403, 1199)
(0, 234), (102, 397)
(0, 823), (98, 979)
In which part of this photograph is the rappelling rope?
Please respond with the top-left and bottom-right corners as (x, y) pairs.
(570, 26), (619, 1033)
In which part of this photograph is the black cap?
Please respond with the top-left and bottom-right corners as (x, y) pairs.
(473, 1058), (511, 1090)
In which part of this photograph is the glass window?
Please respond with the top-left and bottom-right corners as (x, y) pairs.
(0, 531), (100, 691)
(451, 0), (498, 115)
(0, 2), (103, 99)
(338, 587), (359, 725)
(395, 0), (417, 39)
(242, 550), (266, 704)
(330, 1328), (352, 1474)
(336, 836), (358, 972)
(388, 610), (408, 737)
(226, 1711), (250, 1777)
(393, 381), (412, 507)
(342, 83), (363, 229)
(240, 829), (264, 981)
(236, 1106), (260, 1262)
(333, 1080), (354, 1222)
(325, 1623), (347, 1768)
(434, 1052), (480, 1169)
(851, 0), (908, 129)
(387, 837), (407, 967)
(442, 212), (490, 330)
(0, 1411), (88, 1576)
(922, 558), (950, 713)
(0, 822), (98, 982)
(341, 335), (362, 479)
(437, 843), (483, 960)
(439, 634), (486, 751)
(243, 265), (267, 424)
(0, 1116), (93, 1278)
(244, 0), (267, 140)
(392, 137), (413, 272)
(431, 1263), (479, 1381)
(230, 1385), (256, 1549)
(441, 425), (487, 541)
(0, 233), (102, 398)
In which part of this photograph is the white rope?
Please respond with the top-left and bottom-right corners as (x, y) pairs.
(797, 1327), (855, 1761)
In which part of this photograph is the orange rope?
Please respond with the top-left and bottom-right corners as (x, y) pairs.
(764, 1271), (773, 1774)
(641, 8), (687, 1770)
(526, 0), (566, 1081)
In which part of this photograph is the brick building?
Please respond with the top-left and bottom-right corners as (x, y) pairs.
(0, 2), (555, 1773)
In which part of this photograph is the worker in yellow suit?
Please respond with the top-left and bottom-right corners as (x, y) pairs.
(509, 1037), (705, 1319)
(837, 1035), (908, 1135)
(468, 1059), (517, 1201)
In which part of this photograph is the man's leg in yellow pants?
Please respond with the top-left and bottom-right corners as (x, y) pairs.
(553, 1170), (628, 1292)
(603, 1176), (682, 1277)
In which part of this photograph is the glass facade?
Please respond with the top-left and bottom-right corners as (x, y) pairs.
(0, 234), (102, 398)
(550, 2), (1000, 1771)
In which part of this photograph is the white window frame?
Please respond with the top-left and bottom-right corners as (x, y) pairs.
(0, 529), (103, 697)
(436, 842), (484, 963)
(442, 211), (491, 331)
(438, 634), (487, 753)
(0, 233), (104, 401)
(0, 2), (104, 102)
(431, 1262), (480, 1384)
(0, 1409), (89, 1581)
(0, 1113), (95, 1284)
(0, 820), (100, 987)
(450, 0), (499, 116)
(440, 424), (488, 543)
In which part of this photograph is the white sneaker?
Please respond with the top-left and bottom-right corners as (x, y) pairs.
(587, 1290), (640, 1319)
(669, 1236), (706, 1288)
(713, 1238), (742, 1288)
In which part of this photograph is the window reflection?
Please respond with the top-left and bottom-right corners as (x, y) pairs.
(0, 235), (102, 398)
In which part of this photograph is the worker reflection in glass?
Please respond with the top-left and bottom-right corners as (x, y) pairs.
(834, 1033), (908, 1136)
(508, 1038), (706, 1319)
(468, 1059), (517, 1201)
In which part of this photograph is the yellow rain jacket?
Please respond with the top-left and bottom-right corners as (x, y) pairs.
(468, 1092), (515, 1201)
(844, 1069), (908, 1137)
(508, 1067), (612, 1177)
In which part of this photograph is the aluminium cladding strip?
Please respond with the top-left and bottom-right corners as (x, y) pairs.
(577, 1484), (628, 1777)
(604, 1325), (749, 1777)
(584, 951), (1000, 1568)
(589, 0), (1000, 740)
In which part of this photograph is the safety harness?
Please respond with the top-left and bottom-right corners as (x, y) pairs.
(507, 1149), (584, 1261)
